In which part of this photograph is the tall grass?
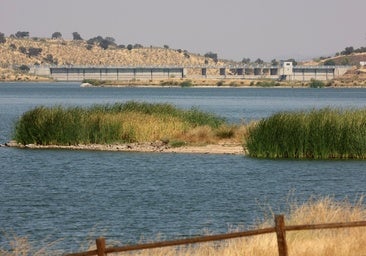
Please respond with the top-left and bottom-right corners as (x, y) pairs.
(245, 108), (366, 159)
(2, 196), (364, 255)
(13, 102), (226, 146)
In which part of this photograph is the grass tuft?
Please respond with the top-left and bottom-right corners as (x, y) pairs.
(245, 108), (366, 159)
(13, 102), (227, 146)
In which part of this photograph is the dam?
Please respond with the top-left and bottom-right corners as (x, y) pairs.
(30, 62), (351, 82)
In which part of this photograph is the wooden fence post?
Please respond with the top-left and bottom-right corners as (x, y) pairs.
(275, 215), (288, 256)
(96, 237), (106, 256)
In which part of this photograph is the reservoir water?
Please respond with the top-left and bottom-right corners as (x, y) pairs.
(1, 82), (366, 253)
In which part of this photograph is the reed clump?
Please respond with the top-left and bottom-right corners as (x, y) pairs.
(245, 108), (366, 159)
(13, 102), (228, 146)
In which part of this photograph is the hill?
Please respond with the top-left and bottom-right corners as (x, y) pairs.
(0, 37), (228, 81)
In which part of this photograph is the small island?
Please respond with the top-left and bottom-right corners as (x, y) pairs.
(9, 101), (366, 159)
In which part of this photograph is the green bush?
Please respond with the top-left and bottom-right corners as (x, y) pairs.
(245, 108), (366, 159)
(256, 80), (279, 87)
(180, 80), (193, 87)
(309, 79), (325, 88)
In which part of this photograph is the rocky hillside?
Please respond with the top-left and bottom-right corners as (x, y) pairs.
(0, 37), (226, 68)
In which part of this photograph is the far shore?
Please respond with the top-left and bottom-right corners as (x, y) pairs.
(4, 141), (245, 155)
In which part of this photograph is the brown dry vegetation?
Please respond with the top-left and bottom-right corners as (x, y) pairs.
(83, 196), (366, 256)
(2, 196), (365, 256)
(0, 37), (224, 74)
(329, 66), (366, 87)
(0, 37), (234, 82)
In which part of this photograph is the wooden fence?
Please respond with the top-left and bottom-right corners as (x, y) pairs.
(65, 215), (366, 256)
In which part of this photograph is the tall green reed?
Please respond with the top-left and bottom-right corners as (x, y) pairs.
(246, 108), (366, 159)
(13, 102), (225, 146)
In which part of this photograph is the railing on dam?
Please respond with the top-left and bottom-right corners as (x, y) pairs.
(31, 64), (352, 82)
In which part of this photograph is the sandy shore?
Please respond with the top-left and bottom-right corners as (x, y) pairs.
(4, 141), (245, 155)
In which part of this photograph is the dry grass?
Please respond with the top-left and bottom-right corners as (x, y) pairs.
(0, 233), (63, 256)
(0, 38), (225, 68)
(1, 196), (365, 255)
(111, 196), (366, 256)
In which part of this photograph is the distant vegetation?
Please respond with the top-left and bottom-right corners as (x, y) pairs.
(309, 79), (325, 88)
(246, 108), (366, 159)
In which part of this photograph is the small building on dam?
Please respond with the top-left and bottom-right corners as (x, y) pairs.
(30, 63), (351, 82)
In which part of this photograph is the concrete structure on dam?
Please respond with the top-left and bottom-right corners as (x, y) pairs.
(30, 63), (351, 82)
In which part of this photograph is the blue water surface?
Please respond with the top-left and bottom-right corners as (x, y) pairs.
(1, 83), (366, 253)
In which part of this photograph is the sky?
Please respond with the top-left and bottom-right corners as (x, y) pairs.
(1, 0), (365, 61)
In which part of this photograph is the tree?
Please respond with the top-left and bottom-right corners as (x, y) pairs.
(271, 59), (279, 66)
(28, 47), (42, 57)
(134, 43), (143, 49)
(323, 59), (336, 66)
(105, 37), (115, 43)
(72, 32), (83, 40)
(44, 54), (58, 65)
(18, 65), (30, 73)
(15, 31), (29, 38)
(87, 36), (103, 45)
(0, 32), (6, 44)
(51, 32), (62, 39)
(163, 45), (169, 49)
(254, 58), (264, 65)
(19, 46), (27, 54)
(204, 52), (218, 62)
(127, 44), (133, 50)
(100, 39), (114, 50)
(341, 46), (354, 55)
(241, 58), (251, 64)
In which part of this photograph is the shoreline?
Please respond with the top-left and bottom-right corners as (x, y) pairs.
(4, 141), (245, 155)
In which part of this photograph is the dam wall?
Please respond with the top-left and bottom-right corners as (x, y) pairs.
(31, 64), (352, 82)
(48, 67), (185, 81)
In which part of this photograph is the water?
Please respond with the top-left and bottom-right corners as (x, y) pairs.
(1, 83), (366, 253)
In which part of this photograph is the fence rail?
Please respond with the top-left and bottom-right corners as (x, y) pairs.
(65, 215), (366, 256)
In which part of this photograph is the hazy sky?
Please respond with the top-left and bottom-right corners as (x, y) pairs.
(1, 0), (365, 61)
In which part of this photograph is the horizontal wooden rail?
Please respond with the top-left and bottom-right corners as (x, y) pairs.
(105, 227), (275, 254)
(66, 227), (275, 256)
(285, 220), (366, 232)
(65, 216), (366, 256)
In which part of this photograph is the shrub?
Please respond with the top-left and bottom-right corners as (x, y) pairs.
(28, 47), (42, 57)
(0, 32), (6, 44)
(72, 32), (83, 41)
(19, 46), (27, 54)
(309, 79), (325, 88)
(256, 80), (278, 87)
(204, 52), (218, 62)
(15, 31), (29, 38)
(18, 65), (30, 73)
(324, 59), (336, 66)
(9, 44), (17, 50)
(51, 32), (62, 39)
(246, 108), (366, 159)
(216, 80), (224, 86)
(180, 80), (193, 87)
